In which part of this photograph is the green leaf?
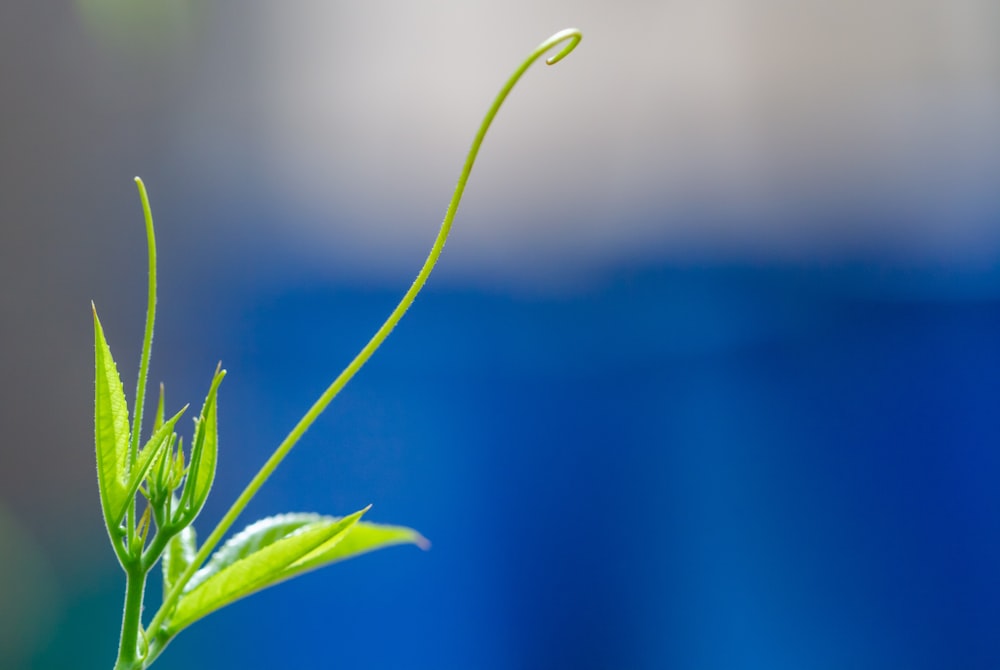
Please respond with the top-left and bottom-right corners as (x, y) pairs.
(147, 384), (170, 498)
(133, 503), (152, 554)
(113, 405), (187, 523)
(284, 520), (429, 578)
(147, 432), (174, 503)
(152, 383), (166, 433)
(163, 525), (196, 598)
(183, 513), (323, 593)
(170, 436), (185, 490)
(93, 304), (131, 531)
(178, 367), (225, 522)
(167, 507), (368, 633)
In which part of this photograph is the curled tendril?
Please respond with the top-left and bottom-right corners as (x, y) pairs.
(317, 27), (584, 414)
(544, 28), (584, 65)
(147, 28), (583, 650)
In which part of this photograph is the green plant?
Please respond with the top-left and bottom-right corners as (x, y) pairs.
(93, 28), (582, 670)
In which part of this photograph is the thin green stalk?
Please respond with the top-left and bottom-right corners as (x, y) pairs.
(145, 27), (582, 645)
(141, 524), (175, 569)
(105, 511), (131, 568)
(114, 566), (146, 670)
(126, 177), (157, 549)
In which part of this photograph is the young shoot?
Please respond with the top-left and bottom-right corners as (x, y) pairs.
(92, 28), (582, 670)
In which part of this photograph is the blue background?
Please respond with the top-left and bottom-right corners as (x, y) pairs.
(22, 263), (1000, 670)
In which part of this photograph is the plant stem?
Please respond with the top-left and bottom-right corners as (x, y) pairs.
(144, 27), (582, 646)
(127, 177), (158, 547)
(114, 566), (147, 670)
(141, 629), (171, 668)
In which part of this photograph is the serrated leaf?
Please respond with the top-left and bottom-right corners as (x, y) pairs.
(93, 305), (131, 531)
(170, 437), (185, 490)
(148, 432), (175, 501)
(178, 368), (224, 522)
(113, 405), (187, 523)
(184, 513), (323, 593)
(284, 520), (429, 578)
(152, 383), (166, 433)
(148, 387), (171, 498)
(163, 525), (196, 598)
(167, 507), (368, 633)
(134, 504), (152, 552)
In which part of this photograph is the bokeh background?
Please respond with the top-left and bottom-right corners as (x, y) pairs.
(2, 1), (1000, 668)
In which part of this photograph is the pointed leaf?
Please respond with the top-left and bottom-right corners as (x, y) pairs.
(133, 504), (152, 553)
(167, 507), (368, 633)
(284, 520), (429, 579)
(148, 432), (175, 501)
(152, 383), (166, 433)
(114, 405), (187, 523)
(93, 305), (131, 530)
(170, 437), (185, 490)
(183, 513), (323, 593)
(147, 386), (171, 498)
(179, 368), (224, 521)
(163, 525), (196, 598)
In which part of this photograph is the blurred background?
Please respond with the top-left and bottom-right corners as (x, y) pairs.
(1, 1), (999, 668)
